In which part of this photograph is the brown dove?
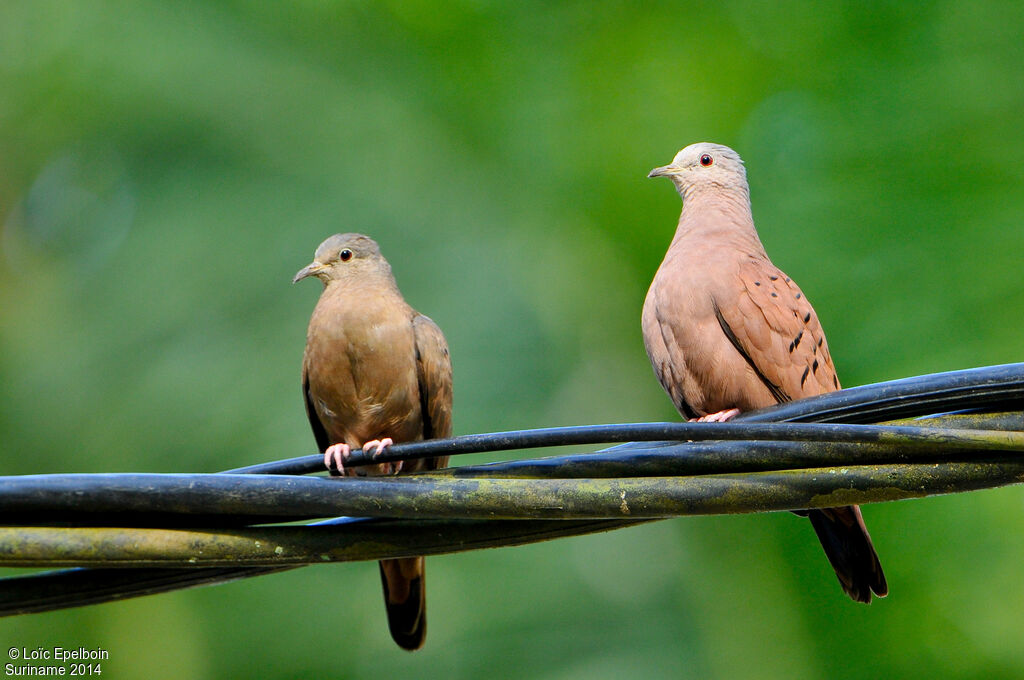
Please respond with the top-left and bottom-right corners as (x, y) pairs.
(294, 233), (453, 649)
(643, 142), (887, 603)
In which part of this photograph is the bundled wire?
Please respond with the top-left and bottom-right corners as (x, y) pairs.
(1, 363), (1022, 615)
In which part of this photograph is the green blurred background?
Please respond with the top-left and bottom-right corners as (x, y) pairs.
(1, 1), (1023, 677)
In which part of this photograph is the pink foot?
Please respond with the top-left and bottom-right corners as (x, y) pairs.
(324, 443), (351, 475)
(362, 438), (400, 474)
(689, 408), (741, 423)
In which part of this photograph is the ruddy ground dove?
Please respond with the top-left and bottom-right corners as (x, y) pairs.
(642, 142), (887, 603)
(295, 233), (453, 649)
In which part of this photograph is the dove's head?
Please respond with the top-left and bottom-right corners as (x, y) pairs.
(648, 142), (748, 198)
(293, 233), (392, 285)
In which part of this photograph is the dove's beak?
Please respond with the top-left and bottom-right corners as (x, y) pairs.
(293, 261), (324, 283)
(648, 164), (678, 178)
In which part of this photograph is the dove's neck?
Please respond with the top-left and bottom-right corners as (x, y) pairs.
(324, 265), (403, 300)
(671, 185), (766, 255)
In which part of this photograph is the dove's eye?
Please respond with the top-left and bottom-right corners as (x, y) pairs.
(699, 154), (714, 167)
(340, 249), (353, 262)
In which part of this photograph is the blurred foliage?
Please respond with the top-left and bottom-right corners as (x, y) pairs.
(1, 0), (1023, 677)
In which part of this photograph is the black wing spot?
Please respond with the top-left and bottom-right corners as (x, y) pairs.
(812, 359), (819, 373)
(795, 293), (802, 299)
(769, 275), (779, 281)
(754, 281), (761, 286)
(785, 277), (791, 283)
(817, 337), (823, 347)
(833, 375), (839, 388)
(800, 366), (810, 387)
(793, 331), (803, 348)
(803, 312), (811, 323)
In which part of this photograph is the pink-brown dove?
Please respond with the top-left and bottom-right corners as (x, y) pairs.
(643, 142), (887, 603)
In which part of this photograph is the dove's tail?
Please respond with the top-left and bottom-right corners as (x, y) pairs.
(804, 505), (888, 603)
(379, 557), (427, 651)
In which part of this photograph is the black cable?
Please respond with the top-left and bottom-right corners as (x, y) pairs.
(3, 362), (1022, 615)
(3, 422), (1023, 525)
(228, 363), (1024, 475)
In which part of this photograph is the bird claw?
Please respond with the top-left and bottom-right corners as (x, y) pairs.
(362, 438), (394, 457)
(324, 443), (351, 475)
(325, 439), (401, 476)
(691, 408), (741, 423)
(362, 438), (400, 474)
